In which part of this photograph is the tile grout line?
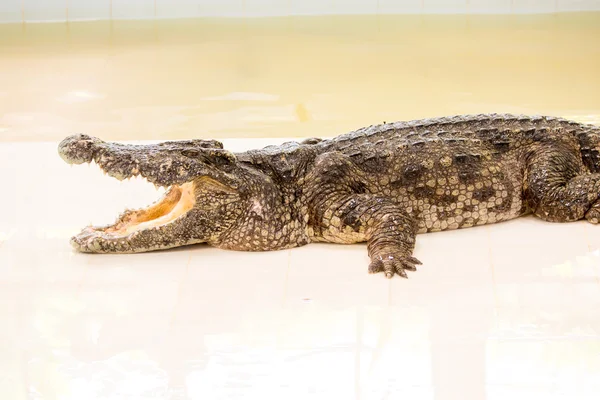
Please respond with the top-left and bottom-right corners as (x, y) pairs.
(582, 222), (600, 287)
(281, 249), (292, 308)
(354, 307), (363, 400)
(387, 277), (392, 306)
(168, 253), (192, 328)
(486, 226), (500, 319)
(74, 253), (88, 299)
(275, 249), (292, 352)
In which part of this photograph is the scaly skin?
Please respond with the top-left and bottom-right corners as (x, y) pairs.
(58, 114), (600, 278)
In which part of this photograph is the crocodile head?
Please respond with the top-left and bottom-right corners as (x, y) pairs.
(58, 134), (279, 253)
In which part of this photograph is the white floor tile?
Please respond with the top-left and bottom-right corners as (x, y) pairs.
(1, 141), (599, 399)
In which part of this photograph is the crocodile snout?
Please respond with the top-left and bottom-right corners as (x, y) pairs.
(58, 134), (103, 165)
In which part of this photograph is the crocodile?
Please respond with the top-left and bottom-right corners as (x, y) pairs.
(58, 114), (600, 278)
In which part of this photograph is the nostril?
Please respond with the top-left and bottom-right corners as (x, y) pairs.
(73, 133), (92, 141)
(58, 134), (103, 164)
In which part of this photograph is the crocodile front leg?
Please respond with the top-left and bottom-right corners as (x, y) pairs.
(305, 152), (421, 278)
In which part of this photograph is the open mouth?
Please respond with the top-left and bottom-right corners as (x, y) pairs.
(103, 181), (196, 237)
(69, 174), (197, 253)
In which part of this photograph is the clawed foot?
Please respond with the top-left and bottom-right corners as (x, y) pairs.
(585, 203), (600, 224)
(368, 252), (422, 279)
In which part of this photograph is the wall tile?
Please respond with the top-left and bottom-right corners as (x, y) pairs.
(423, 0), (468, 14)
(291, 0), (379, 16)
(24, 0), (66, 22)
(332, 0), (379, 15)
(111, 0), (155, 20)
(0, 0), (22, 23)
(68, 0), (111, 21)
(199, 0), (244, 17)
(512, 0), (556, 13)
(155, 0), (198, 19)
(377, 0), (423, 14)
(155, 0), (246, 18)
(290, 0), (337, 15)
(468, 0), (512, 14)
(8, 0), (600, 23)
(243, 0), (289, 17)
(557, 0), (600, 12)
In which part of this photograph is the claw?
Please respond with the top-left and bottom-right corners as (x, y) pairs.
(368, 259), (384, 274)
(402, 262), (417, 271)
(394, 262), (408, 278)
(368, 251), (421, 279)
(383, 261), (395, 278)
(406, 256), (422, 265)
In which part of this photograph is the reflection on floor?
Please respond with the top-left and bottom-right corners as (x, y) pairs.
(1, 13), (600, 143)
(1, 140), (599, 400)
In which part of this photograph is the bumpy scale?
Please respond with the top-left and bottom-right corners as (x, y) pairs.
(58, 114), (600, 278)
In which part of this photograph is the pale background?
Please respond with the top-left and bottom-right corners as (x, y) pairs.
(1, 1), (600, 22)
(1, 2), (600, 400)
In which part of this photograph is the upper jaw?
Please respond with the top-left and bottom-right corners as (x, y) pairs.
(58, 134), (240, 189)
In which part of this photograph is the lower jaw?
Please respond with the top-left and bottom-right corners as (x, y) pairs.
(70, 234), (203, 254)
(69, 181), (197, 253)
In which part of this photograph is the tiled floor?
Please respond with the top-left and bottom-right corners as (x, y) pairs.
(1, 140), (600, 400)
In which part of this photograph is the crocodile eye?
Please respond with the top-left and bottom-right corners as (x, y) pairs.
(204, 150), (236, 168)
(211, 153), (234, 167)
(181, 149), (200, 158)
(199, 140), (224, 149)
